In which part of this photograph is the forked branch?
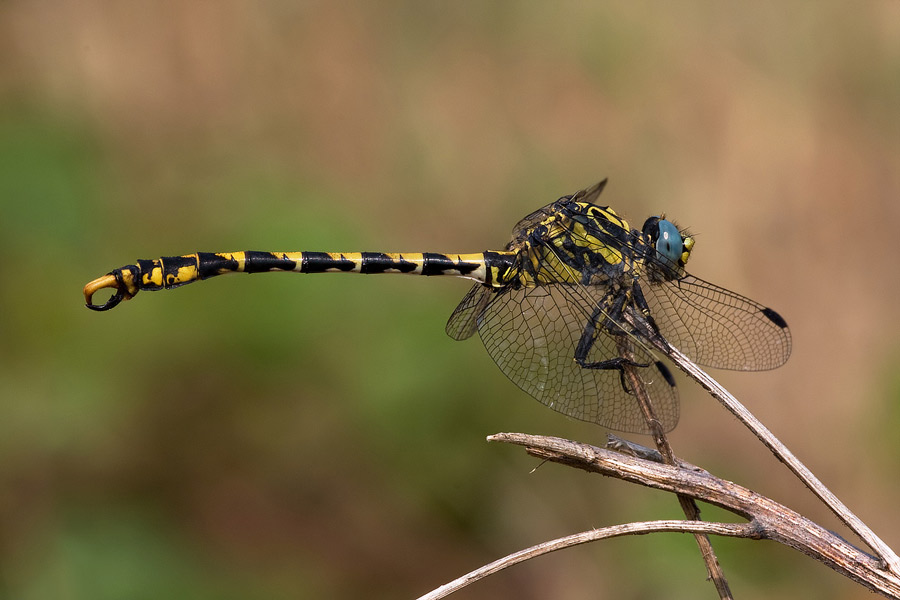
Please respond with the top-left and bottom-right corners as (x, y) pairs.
(656, 344), (900, 575)
(418, 434), (900, 599)
(617, 340), (732, 598)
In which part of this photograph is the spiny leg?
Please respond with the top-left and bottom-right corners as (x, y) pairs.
(574, 297), (650, 396)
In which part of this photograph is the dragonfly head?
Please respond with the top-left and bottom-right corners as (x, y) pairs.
(642, 216), (693, 278)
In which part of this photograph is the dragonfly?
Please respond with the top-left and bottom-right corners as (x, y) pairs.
(83, 179), (791, 433)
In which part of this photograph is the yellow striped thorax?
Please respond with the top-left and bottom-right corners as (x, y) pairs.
(555, 202), (630, 267)
(510, 199), (641, 288)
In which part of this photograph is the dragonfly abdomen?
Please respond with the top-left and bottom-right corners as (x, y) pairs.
(83, 250), (518, 311)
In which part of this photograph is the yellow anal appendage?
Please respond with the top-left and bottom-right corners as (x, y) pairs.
(83, 274), (119, 306)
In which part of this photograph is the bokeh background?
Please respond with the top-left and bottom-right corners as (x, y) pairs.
(2, 2), (899, 599)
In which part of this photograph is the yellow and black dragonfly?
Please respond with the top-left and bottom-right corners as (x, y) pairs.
(83, 179), (791, 433)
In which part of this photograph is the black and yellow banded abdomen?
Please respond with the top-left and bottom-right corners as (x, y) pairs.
(83, 250), (518, 311)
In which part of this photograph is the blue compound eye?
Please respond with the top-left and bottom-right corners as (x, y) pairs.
(655, 219), (684, 264)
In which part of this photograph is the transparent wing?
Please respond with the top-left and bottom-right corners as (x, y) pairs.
(446, 284), (494, 341)
(508, 179), (608, 238)
(509, 203), (556, 240)
(537, 201), (791, 372)
(450, 248), (678, 433)
(640, 274), (792, 371)
(476, 284), (677, 433)
(571, 178), (608, 204)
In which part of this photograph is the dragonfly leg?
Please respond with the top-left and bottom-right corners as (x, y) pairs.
(574, 302), (650, 395)
(630, 280), (663, 340)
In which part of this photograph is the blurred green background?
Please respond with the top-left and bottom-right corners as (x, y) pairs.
(2, 2), (899, 599)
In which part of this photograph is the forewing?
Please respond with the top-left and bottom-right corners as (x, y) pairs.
(640, 274), (791, 371)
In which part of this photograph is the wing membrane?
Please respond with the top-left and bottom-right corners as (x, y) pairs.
(453, 245), (678, 433)
(446, 284), (494, 341)
(640, 274), (791, 371)
(445, 187), (789, 432)
(539, 201), (791, 372)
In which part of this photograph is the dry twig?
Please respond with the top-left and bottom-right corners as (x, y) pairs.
(421, 307), (899, 598)
(418, 520), (752, 600)
(657, 344), (900, 575)
(617, 339), (733, 598)
(418, 434), (900, 599)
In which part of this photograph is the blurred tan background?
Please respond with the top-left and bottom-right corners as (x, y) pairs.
(1, 2), (899, 598)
